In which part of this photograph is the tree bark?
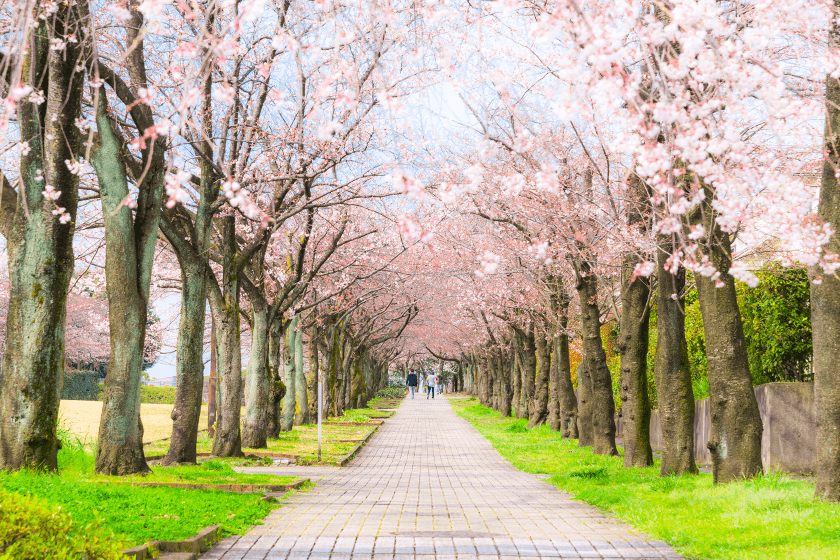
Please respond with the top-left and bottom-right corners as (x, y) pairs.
(529, 333), (551, 428)
(554, 333), (578, 438)
(693, 201), (762, 483)
(294, 323), (309, 424)
(281, 316), (300, 431)
(813, 4), (840, 500)
(512, 348), (522, 417)
(576, 360), (593, 447)
(574, 262), (618, 456)
(210, 216), (244, 458)
(618, 259), (653, 468)
(92, 85), (164, 474)
(500, 351), (513, 417)
(159, 39), (218, 464)
(241, 279), (270, 449)
(0, 12), (83, 471)
(655, 245), (697, 476)
(307, 327), (319, 420)
(521, 328), (537, 416)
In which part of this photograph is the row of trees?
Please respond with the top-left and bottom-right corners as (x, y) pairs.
(1, 0), (840, 505)
(0, 0), (429, 476)
(385, 0), (840, 503)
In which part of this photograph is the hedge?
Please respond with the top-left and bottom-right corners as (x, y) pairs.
(0, 490), (125, 559)
(60, 370), (100, 401)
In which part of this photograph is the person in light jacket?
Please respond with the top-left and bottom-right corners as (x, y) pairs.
(425, 372), (437, 399)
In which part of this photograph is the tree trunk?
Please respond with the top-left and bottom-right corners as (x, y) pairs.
(522, 329), (537, 416)
(241, 285), (269, 449)
(92, 85), (164, 474)
(512, 349), (522, 418)
(575, 262), (618, 456)
(655, 245), (697, 476)
(210, 216), (244, 458)
(160, 48), (218, 463)
(265, 321), (284, 438)
(529, 333), (551, 428)
(814, 6), (840, 499)
(554, 333), (578, 438)
(281, 317), (299, 431)
(0, 13), (83, 471)
(693, 205), (762, 483)
(294, 322), (308, 424)
(307, 327), (319, 420)
(576, 361), (593, 447)
(618, 258), (653, 467)
(500, 351), (513, 417)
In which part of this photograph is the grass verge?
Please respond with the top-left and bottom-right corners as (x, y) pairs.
(0, 427), (302, 549)
(142, 406), (389, 463)
(450, 397), (840, 560)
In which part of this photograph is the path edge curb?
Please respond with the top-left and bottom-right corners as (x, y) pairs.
(334, 419), (385, 466)
(122, 523), (221, 559)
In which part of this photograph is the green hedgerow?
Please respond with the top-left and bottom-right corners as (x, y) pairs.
(0, 490), (126, 559)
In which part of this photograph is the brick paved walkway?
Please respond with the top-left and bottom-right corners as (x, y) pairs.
(205, 395), (681, 559)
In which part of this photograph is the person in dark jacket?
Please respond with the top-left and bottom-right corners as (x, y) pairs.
(406, 370), (418, 399)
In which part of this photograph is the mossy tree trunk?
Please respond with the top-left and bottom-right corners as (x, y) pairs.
(294, 322), (308, 424)
(266, 320), (286, 439)
(210, 216), (244, 458)
(554, 333), (578, 438)
(281, 316), (300, 431)
(307, 326), (319, 420)
(529, 332), (551, 428)
(158, 32), (218, 464)
(241, 274), (270, 449)
(512, 348), (522, 417)
(0, 10), (83, 471)
(617, 173), (653, 468)
(91, 82), (165, 475)
(576, 361), (593, 447)
(692, 191), (762, 483)
(574, 260), (618, 456)
(618, 260), (653, 468)
(813, 1), (840, 501)
(655, 243), (697, 476)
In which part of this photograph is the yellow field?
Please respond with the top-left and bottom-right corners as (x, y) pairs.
(59, 400), (211, 444)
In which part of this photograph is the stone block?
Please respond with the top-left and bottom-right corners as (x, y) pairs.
(755, 382), (816, 474)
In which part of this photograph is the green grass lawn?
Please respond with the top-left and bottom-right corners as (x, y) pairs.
(450, 397), (840, 560)
(142, 408), (385, 463)
(0, 429), (302, 550)
(366, 396), (404, 409)
(3, 400), (398, 552)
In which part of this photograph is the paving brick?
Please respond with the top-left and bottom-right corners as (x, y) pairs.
(205, 397), (682, 559)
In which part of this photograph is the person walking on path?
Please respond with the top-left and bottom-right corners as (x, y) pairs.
(426, 372), (437, 399)
(406, 370), (418, 399)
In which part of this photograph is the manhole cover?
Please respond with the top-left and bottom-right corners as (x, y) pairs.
(394, 531), (506, 539)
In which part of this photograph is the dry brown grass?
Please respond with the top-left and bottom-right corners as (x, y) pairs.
(59, 400), (211, 444)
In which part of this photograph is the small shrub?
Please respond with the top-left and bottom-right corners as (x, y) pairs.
(61, 370), (100, 401)
(0, 490), (126, 559)
(339, 410), (369, 423)
(507, 421), (528, 433)
(374, 387), (405, 399)
(568, 466), (608, 479)
(97, 384), (177, 404)
(138, 385), (177, 404)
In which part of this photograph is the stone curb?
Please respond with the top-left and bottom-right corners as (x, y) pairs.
(334, 421), (383, 467)
(123, 523), (221, 559)
(145, 451), (301, 462)
(107, 477), (307, 494)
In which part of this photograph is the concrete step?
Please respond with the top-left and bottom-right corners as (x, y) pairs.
(158, 553), (197, 560)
